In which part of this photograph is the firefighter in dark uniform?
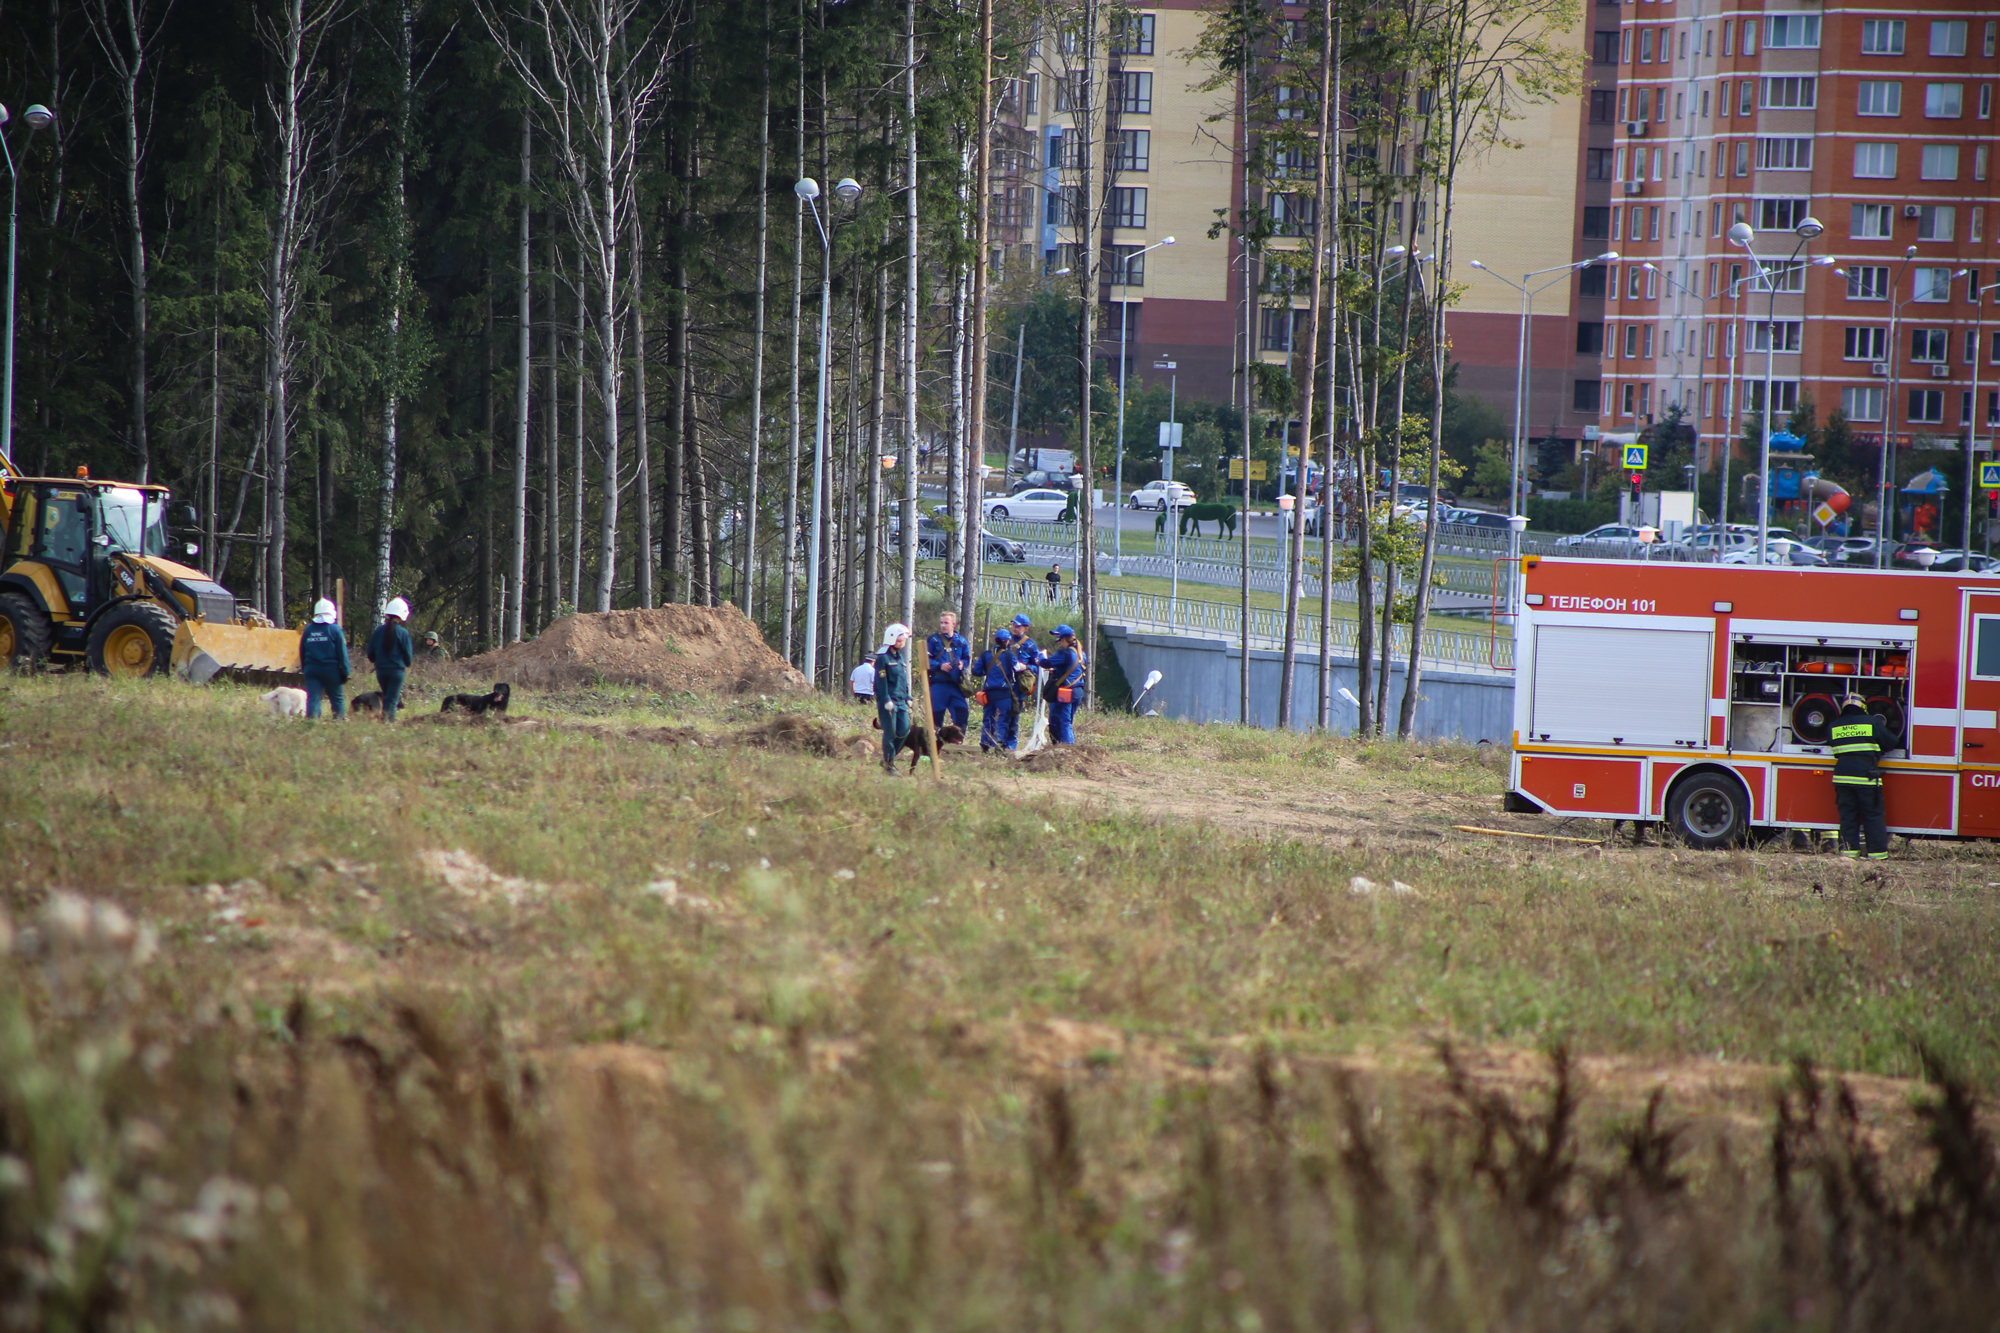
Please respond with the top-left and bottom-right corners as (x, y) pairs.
(1830, 691), (1891, 859)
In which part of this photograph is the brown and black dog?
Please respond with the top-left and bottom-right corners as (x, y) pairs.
(441, 682), (511, 716)
(872, 714), (964, 771)
(350, 691), (385, 717)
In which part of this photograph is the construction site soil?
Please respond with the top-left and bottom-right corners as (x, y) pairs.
(447, 604), (808, 696)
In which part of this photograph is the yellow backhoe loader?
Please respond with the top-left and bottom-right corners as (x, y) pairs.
(0, 456), (302, 683)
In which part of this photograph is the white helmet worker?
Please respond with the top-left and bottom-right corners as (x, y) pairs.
(384, 597), (412, 621)
(879, 622), (912, 653)
(311, 598), (338, 623)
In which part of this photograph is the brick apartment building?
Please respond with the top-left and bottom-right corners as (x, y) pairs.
(1588, 0), (1999, 508)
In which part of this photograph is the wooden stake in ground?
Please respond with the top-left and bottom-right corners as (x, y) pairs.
(911, 633), (942, 777)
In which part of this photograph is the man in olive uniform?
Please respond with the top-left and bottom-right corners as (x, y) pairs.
(1830, 692), (1891, 859)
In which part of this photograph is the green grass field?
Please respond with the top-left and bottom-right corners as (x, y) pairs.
(3, 672), (1996, 1329)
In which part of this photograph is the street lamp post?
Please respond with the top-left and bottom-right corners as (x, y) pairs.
(1, 101), (55, 466)
(1153, 358), (1180, 607)
(1468, 251), (1619, 518)
(796, 175), (861, 688)
(1834, 247), (1919, 568)
(1726, 217), (1826, 566)
(1964, 278), (2000, 562)
(1110, 236), (1173, 577)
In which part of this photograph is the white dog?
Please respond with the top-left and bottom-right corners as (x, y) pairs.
(262, 686), (308, 717)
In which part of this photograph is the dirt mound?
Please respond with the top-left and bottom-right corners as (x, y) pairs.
(730, 714), (843, 756)
(452, 605), (807, 697)
(1012, 744), (1131, 778)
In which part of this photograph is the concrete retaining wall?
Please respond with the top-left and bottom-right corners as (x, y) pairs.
(1103, 624), (1514, 743)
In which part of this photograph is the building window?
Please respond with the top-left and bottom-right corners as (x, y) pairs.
(1979, 149), (1991, 183)
(1578, 265), (1607, 298)
(1269, 141), (1315, 178)
(1581, 206), (1610, 239)
(1106, 245), (1147, 286)
(1702, 383), (1714, 417)
(1742, 20), (1757, 54)
(1916, 206), (1955, 242)
(1747, 381), (1800, 414)
(1749, 320), (1802, 352)
(1931, 20), (1968, 57)
(1734, 141), (1750, 176)
(1911, 328), (1949, 363)
(1988, 20), (1998, 58)
(1764, 15), (1818, 48)
(1112, 12), (1155, 56)
(1852, 142), (1898, 179)
(1589, 89), (1615, 123)
(1760, 77), (1816, 109)
(1759, 138), (1813, 170)
(1115, 71), (1152, 115)
(1700, 89), (1709, 119)
(1862, 19), (1905, 55)
(1055, 73), (1088, 113)
(1274, 85), (1316, 121)
(1704, 322), (1716, 357)
(1112, 129), (1150, 173)
(1921, 145), (1960, 180)
(1842, 387), (1885, 422)
(1642, 326), (1655, 358)
(1719, 79), (1730, 118)
(1259, 306), (1296, 353)
(1757, 198), (1811, 232)
(1110, 186), (1148, 229)
(1914, 267), (1954, 302)
(1908, 389), (1944, 423)
(1648, 205), (1660, 240)
(1844, 327), (1888, 360)
(1024, 73), (1039, 115)
(1848, 266), (1890, 300)
(1593, 30), (1618, 64)
(1857, 82), (1902, 116)
(1576, 322), (1605, 354)
(1624, 324), (1639, 357)
(1640, 28), (1653, 62)
(1585, 148), (1614, 180)
(1738, 81), (1754, 116)
(1573, 380), (1602, 413)
(1925, 84), (1964, 118)
(1983, 85), (1994, 119)
(1627, 267), (1643, 300)
(1722, 21), (1732, 56)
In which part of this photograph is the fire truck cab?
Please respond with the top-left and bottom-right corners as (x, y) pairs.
(1506, 557), (2000, 847)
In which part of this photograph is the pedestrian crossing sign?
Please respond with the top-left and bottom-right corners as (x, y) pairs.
(1621, 444), (1649, 470)
(1980, 462), (2000, 489)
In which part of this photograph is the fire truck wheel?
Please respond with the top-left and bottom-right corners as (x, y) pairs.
(1666, 771), (1749, 850)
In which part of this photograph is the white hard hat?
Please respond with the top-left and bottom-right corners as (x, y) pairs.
(311, 598), (337, 623)
(879, 622), (911, 652)
(384, 597), (411, 620)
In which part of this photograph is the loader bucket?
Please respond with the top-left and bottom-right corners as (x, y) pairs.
(172, 620), (304, 686)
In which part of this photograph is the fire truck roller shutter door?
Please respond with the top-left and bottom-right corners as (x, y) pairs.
(1529, 625), (1712, 747)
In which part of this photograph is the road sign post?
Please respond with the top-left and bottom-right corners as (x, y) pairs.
(1621, 443), (1649, 470)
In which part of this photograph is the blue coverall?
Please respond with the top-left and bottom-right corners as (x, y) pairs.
(1039, 643), (1087, 744)
(926, 630), (971, 732)
(299, 621), (351, 718)
(971, 645), (1023, 750)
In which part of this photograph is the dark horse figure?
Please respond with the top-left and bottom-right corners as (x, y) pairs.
(1177, 503), (1238, 538)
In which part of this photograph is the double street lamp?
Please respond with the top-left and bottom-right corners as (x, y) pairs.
(1, 100), (55, 466)
(1468, 250), (1619, 520)
(1109, 236), (1172, 577)
(795, 174), (862, 687)
(1726, 217), (1829, 566)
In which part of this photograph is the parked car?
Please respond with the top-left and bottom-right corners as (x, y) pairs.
(1925, 551), (2000, 574)
(1445, 510), (1518, 535)
(1720, 538), (1826, 567)
(1554, 523), (1641, 549)
(893, 515), (1029, 563)
(1009, 469), (1081, 494)
(1128, 479), (1196, 510)
(1673, 529), (1755, 559)
(982, 488), (1074, 522)
(1284, 504), (1324, 536)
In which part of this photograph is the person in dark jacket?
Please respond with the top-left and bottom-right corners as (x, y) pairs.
(1039, 624), (1087, 745)
(971, 629), (1023, 752)
(366, 596), (416, 722)
(873, 623), (913, 774)
(299, 598), (350, 719)
(926, 611), (972, 734)
(1830, 692), (1891, 859)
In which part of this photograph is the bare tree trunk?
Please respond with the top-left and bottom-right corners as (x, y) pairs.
(946, 268), (965, 590)
(864, 264), (887, 646)
(1317, 7), (1342, 729)
(573, 274), (585, 601)
(629, 174), (652, 608)
(513, 107), (532, 639)
(1076, 0), (1102, 699)
(898, 0), (919, 625)
(88, 0), (158, 482)
(481, 274), (496, 643)
(546, 262), (561, 617)
(374, 0), (411, 619)
(744, 0), (771, 618)
(962, 0), (992, 626)
(782, 0), (805, 659)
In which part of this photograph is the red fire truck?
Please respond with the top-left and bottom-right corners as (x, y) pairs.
(1506, 557), (2000, 847)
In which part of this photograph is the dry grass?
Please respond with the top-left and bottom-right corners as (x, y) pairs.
(2, 672), (1998, 1329)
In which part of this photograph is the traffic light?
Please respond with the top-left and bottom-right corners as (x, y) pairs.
(1630, 470), (1644, 500)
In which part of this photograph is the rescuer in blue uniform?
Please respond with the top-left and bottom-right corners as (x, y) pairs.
(925, 611), (972, 734)
(971, 629), (1023, 751)
(1039, 624), (1087, 745)
(1830, 691), (1891, 858)
(1007, 613), (1040, 667)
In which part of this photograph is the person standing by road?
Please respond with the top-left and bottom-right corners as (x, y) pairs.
(850, 653), (876, 704)
(1831, 692), (1891, 859)
(366, 597), (416, 722)
(926, 611), (971, 734)
(971, 629), (1023, 751)
(1039, 624), (1087, 745)
(1044, 562), (1061, 601)
(299, 598), (350, 719)
(873, 623), (913, 774)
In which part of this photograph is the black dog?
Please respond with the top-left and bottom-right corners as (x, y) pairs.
(873, 715), (965, 771)
(350, 691), (384, 717)
(441, 682), (511, 716)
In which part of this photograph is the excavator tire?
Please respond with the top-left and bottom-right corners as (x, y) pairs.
(0, 590), (53, 669)
(88, 601), (177, 678)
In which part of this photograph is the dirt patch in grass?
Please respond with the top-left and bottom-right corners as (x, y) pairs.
(448, 604), (808, 696)
(1011, 743), (1133, 778)
(728, 714), (845, 755)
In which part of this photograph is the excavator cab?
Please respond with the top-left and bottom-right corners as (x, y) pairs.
(0, 460), (300, 681)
